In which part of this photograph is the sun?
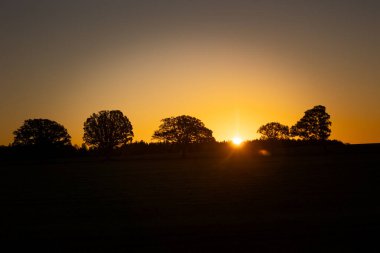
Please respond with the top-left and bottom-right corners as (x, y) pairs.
(232, 136), (243, 146)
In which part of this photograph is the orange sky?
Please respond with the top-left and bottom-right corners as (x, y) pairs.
(1, 1), (379, 145)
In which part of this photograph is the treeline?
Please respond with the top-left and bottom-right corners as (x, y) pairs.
(0, 139), (347, 160)
(0, 105), (342, 159)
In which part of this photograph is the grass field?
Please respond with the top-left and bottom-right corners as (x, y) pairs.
(1, 150), (379, 252)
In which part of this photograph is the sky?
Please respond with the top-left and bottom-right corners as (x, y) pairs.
(1, 0), (379, 145)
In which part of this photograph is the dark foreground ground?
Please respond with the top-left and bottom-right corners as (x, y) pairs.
(1, 150), (379, 252)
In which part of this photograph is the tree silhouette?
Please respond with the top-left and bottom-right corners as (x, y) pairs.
(83, 110), (133, 150)
(257, 122), (290, 140)
(290, 105), (332, 140)
(152, 115), (215, 156)
(13, 119), (71, 147)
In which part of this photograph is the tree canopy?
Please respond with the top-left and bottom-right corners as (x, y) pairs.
(152, 115), (215, 145)
(13, 119), (71, 147)
(83, 110), (134, 150)
(290, 105), (332, 140)
(257, 122), (290, 140)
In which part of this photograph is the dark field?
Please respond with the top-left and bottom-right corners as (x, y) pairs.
(1, 151), (379, 252)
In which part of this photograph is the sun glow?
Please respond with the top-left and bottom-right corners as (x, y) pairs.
(232, 136), (243, 146)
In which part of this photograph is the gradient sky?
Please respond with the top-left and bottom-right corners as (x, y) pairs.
(1, 0), (379, 145)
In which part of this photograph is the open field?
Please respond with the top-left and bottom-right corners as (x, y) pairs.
(1, 150), (379, 252)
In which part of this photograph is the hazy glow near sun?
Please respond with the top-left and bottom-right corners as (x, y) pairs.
(232, 136), (243, 145)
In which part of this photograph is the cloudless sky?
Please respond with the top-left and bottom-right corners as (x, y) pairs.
(1, 0), (379, 145)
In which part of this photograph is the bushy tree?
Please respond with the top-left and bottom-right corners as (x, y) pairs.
(257, 122), (290, 140)
(13, 119), (71, 147)
(290, 105), (331, 140)
(83, 110), (133, 150)
(152, 115), (215, 156)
